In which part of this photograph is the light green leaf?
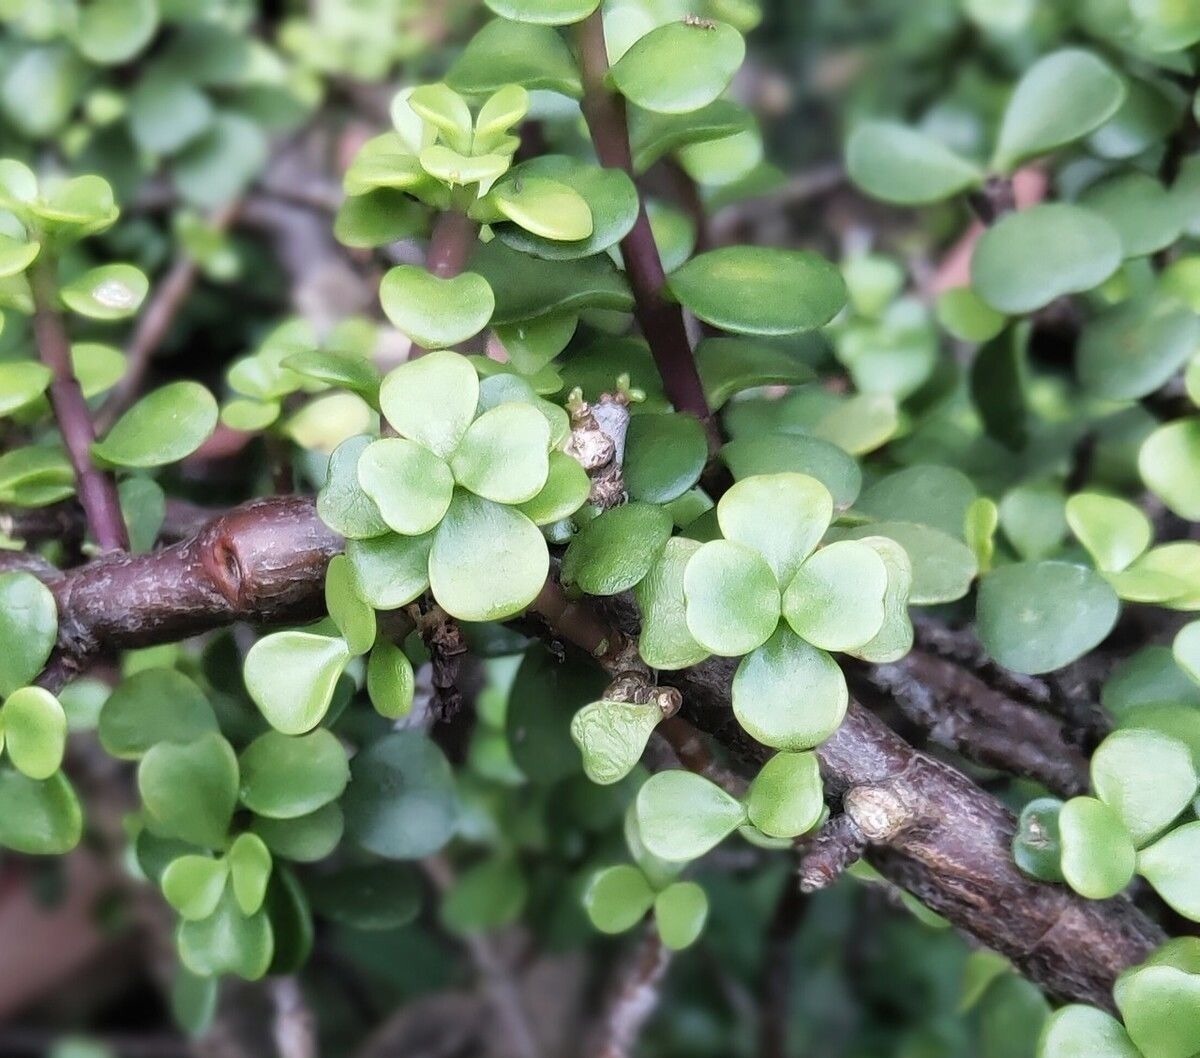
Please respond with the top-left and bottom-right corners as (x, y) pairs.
(635, 537), (710, 671)
(446, 19), (582, 98)
(835, 521), (977, 605)
(177, 887), (273, 981)
(998, 480), (1067, 562)
(721, 434), (861, 510)
(163, 855), (228, 921)
(98, 668), (216, 760)
(636, 770), (747, 862)
(855, 465), (977, 541)
(1092, 729), (1196, 846)
(1037, 1006), (1141, 1058)
(451, 403), (551, 504)
(562, 502), (674, 596)
(993, 49), (1126, 171)
(379, 350), (480, 459)
(317, 436), (391, 541)
(846, 122), (982, 205)
(0, 236), (39, 281)
(129, 72), (213, 155)
(654, 881), (708, 950)
(93, 381), (218, 468)
(1058, 796), (1136, 900)
(1137, 822), (1200, 921)
(0, 768), (81, 855)
(356, 437), (454, 536)
(419, 146), (511, 189)
(252, 804), (344, 864)
(60, 263), (148, 321)
(484, 0), (599, 24)
(429, 492), (548, 621)
(696, 336), (816, 409)
(517, 450), (590, 525)
(1115, 957), (1200, 1058)
(345, 532), (433, 610)
(324, 554), (376, 657)
(683, 539), (781, 656)
(238, 729), (349, 820)
(716, 473), (832, 586)
(1080, 172), (1184, 258)
(366, 641), (415, 720)
(489, 176), (592, 242)
(139, 732), (239, 849)
(570, 699), (663, 785)
(1066, 493), (1152, 573)
(732, 627), (847, 750)
(227, 833), (272, 916)
(667, 247), (846, 336)
(0, 571), (58, 697)
(494, 314), (577, 375)
(1140, 418), (1200, 520)
(584, 864), (655, 934)
(746, 751), (823, 839)
(782, 541), (888, 652)
(380, 267), (494, 351)
(976, 562), (1119, 675)
(971, 205), (1123, 314)
(845, 535), (914, 664)
(73, 0), (158, 65)
(936, 287), (1007, 343)
(243, 632), (351, 735)
(610, 20), (745, 115)
(1, 687), (66, 780)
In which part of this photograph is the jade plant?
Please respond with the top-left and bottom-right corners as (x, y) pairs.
(2, 0), (1200, 1054)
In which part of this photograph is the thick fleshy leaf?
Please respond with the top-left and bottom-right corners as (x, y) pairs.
(318, 436), (392, 540)
(835, 522), (977, 605)
(238, 729), (349, 820)
(1115, 957), (1200, 1058)
(654, 881), (708, 950)
(971, 205), (1122, 314)
(1058, 796), (1136, 900)
(98, 668), (216, 759)
(0, 571), (58, 697)
(93, 382), (218, 468)
(855, 465), (977, 541)
(445, 19), (582, 98)
(636, 770), (747, 862)
(936, 287), (1007, 343)
(584, 865), (655, 934)
(623, 413), (707, 504)
(683, 540), (781, 656)
(252, 804), (344, 864)
(635, 537), (710, 671)
(379, 350), (480, 459)
(746, 751), (824, 839)
(345, 532), (433, 610)
(721, 435), (861, 510)
(696, 336), (817, 409)
(998, 480), (1067, 562)
(440, 855), (527, 935)
(1013, 797), (1065, 883)
(0, 361), (50, 420)
(783, 541), (888, 652)
(1080, 172), (1183, 258)
(306, 862), (421, 930)
(1079, 293), (1199, 400)
(846, 121), (982, 205)
(667, 247), (846, 335)
(73, 0), (158, 65)
(356, 437), (454, 536)
(162, 855), (230, 921)
(992, 49), (1126, 171)
(0, 236), (39, 281)
(60, 263), (148, 320)
(1137, 822), (1200, 921)
(1140, 418), (1200, 520)
(129, 72), (213, 155)
(731, 627), (847, 750)
(629, 98), (751, 172)
(379, 267), (494, 350)
(408, 83), (472, 153)
(562, 502), (674, 596)
(324, 555), (376, 657)
(976, 562), (1119, 675)
(366, 641), (415, 720)
(1, 687), (66, 780)
(243, 632), (352, 735)
(227, 833), (272, 915)
(610, 20), (745, 115)
(429, 492), (548, 621)
(484, 0), (599, 23)
(342, 731), (457, 860)
(1065, 493), (1152, 573)
(1037, 1006), (1140, 1058)
(138, 733), (239, 849)
(177, 888), (273, 981)
(488, 176), (592, 242)
(517, 450), (590, 525)
(450, 403), (550, 504)
(570, 699), (662, 785)
(716, 473), (832, 586)
(0, 768), (81, 854)
(845, 536), (914, 664)
(1091, 729), (1196, 846)
(494, 314), (577, 376)
(419, 146), (510, 190)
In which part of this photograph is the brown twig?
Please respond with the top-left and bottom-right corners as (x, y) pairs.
(759, 876), (807, 1058)
(586, 926), (671, 1058)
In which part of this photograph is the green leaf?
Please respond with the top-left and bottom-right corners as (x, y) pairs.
(636, 770), (747, 862)
(1037, 1006), (1140, 1058)
(683, 539), (781, 656)
(243, 631), (351, 735)
(610, 20), (744, 115)
(517, 450), (590, 525)
(451, 403), (551, 504)
(936, 287), (1007, 343)
(238, 729), (349, 820)
(1, 687), (66, 780)
(835, 521), (978, 605)
(622, 413), (707, 504)
(419, 146), (511, 189)
(227, 833), (272, 915)
(345, 532), (433, 609)
(1140, 418), (1200, 520)
(1137, 822), (1200, 921)
(584, 864), (655, 934)
(252, 804), (344, 863)
(1013, 797), (1065, 883)
(446, 19), (582, 98)
(1058, 796), (1136, 900)
(0, 236), (40, 281)
(782, 540), (888, 652)
(307, 863), (422, 930)
(1133, 0), (1200, 50)
(356, 437), (455, 536)
(0, 361), (50, 418)
(495, 159), (637, 261)
(177, 888), (274, 981)
(976, 562), (1119, 675)
(1065, 493), (1152, 573)
(429, 492), (548, 621)
(484, 0), (599, 23)
(721, 435), (861, 510)
(366, 641), (415, 720)
(1115, 957), (1200, 1058)
(732, 627), (847, 750)
(629, 99), (751, 173)
(494, 314), (577, 375)
(696, 336), (817, 410)
(441, 856), (527, 935)
(562, 502), (674, 596)
(992, 49), (1126, 171)
(1, 45), (87, 139)
(667, 247), (846, 335)
(60, 263), (148, 321)
(73, 0), (158, 64)
(0, 571), (58, 697)
(488, 175), (593, 242)
(317, 436), (391, 541)
(342, 731), (458, 859)
(998, 480), (1067, 562)
(139, 732), (239, 849)
(408, 83), (473, 153)
(971, 205), (1123, 315)
(379, 350), (480, 459)
(1092, 729), (1196, 846)
(654, 881), (708, 950)
(1079, 172), (1184, 258)
(333, 189), (425, 249)
(162, 855), (230, 921)
(474, 85), (531, 150)
(635, 537), (709, 670)
(846, 535), (914, 664)
(380, 266), (494, 351)
(746, 751), (823, 839)
(1174, 621), (1200, 686)
(93, 381), (218, 469)
(570, 699), (663, 785)
(282, 349), (381, 399)
(855, 465), (977, 541)
(175, 113), (269, 209)
(846, 122), (982, 205)
(129, 72), (214, 155)
(0, 768), (81, 854)
(324, 555), (376, 657)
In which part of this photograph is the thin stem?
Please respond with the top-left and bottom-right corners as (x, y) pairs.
(587, 926), (671, 1058)
(404, 209), (482, 368)
(29, 257), (129, 552)
(575, 13), (719, 451)
(759, 877), (807, 1058)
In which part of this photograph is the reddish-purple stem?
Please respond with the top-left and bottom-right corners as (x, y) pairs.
(30, 258), (129, 553)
